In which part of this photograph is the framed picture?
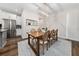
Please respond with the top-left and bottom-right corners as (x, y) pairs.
(26, 19), (38, 26)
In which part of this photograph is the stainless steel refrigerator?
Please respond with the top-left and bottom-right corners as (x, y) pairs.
(3, 19), (16, 38)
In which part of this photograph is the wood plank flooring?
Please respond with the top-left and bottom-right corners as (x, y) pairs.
(0, 36), (79, 56)
(72, 41), (79, 56)
(18, 39), (71, 56)
(0, 37), (22, 56)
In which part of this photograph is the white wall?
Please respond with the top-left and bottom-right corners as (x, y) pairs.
(16, 16), (22, 36)
(57, 12), (67, 38)
(42, 13), (66, 38)
(12, 8), (79, 41)
(66, 10), (79, 41)
(43, 9), (79, 41)
(21, 10), (39, 39)
(57, 10), (79, 41)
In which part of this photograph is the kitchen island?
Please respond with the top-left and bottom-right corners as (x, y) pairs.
(0, 29), (7, 48)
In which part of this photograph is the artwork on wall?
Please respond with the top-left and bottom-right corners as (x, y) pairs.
(28, 22), (31, 25)
(26, 19), (38, 26)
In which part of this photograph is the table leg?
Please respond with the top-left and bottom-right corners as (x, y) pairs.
(28, 34), (30, 45)
(37, 38), (40, 56)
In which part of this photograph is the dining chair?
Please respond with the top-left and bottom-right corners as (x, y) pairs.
(49, 29), (56, 45)
(37, 28), (42, 32)
(47, 30), (51, 47)
(30, 29), (36, 32)
(39, 31), (49, 55)
(50, 29), (58, 43)
(55, 29), (58, 41)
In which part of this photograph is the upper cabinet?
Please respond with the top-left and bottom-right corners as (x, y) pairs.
(0, 10), (16, 20)
(8, 13), (16, 20)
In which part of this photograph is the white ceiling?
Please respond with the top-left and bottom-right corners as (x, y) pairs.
(59, 3), (79, 10)
(0, 3), (79, 16)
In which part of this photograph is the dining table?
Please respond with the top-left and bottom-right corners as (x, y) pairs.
(27, 31), (44, 56)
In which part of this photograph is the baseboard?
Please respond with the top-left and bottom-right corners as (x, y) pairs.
(15, 36), (28, 40)
(7, 36), (22, 39)
(58, 37), (65, 39)
(15, 36), (22, 38)
(58, 37), (72, 41)
(58, 37), (79, 43)
(22, 38), (28, 40)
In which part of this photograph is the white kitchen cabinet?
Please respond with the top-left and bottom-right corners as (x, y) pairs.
(0, 29), (7, 48)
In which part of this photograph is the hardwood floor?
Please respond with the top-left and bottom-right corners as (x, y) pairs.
(62, 39), (79, 56)
(0, 37), (22, 56)
(0, 36), (79, 56)
(72, 41), (79, 56)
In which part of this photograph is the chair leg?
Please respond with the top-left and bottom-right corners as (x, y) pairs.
(51, 39), (53, 45)
(32, 39), (34, 45)
(46, 43), (49, 50)
(50, 40), (52, 47)
(48, 38), (50, 48)
(56, 37), (58, 41)
(43, 44), (44, 55)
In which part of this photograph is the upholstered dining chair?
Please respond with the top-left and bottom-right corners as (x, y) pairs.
(50, 29), (58, 45)
(49, 29), (56, 45)
(55, 29), (58, 41)
(47, 30), (51, 47)
(30, 29), (36, 32)
(39, 31), (49, 55)
(37, 28), (42, 32)
(52, 29), (58, 41)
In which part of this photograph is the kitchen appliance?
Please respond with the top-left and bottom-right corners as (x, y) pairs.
(3, 19), (16, 38)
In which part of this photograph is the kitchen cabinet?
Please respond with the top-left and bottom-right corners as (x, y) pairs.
(0, 29), (7, 48)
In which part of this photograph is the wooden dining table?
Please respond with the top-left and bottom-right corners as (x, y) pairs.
(27, 31), (44, 56)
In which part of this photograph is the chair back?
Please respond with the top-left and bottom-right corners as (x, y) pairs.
(56, 29), (58, 37)
(42, 31), (48, 41)
(37, 28), (42, 32)
(51, 29), (55, 37)
(50, 29), (58, 39)
(47, 30), (50, 38)
(30, 29), (36, 32)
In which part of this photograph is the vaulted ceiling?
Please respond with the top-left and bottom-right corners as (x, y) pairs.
(0, 3), (79, 16)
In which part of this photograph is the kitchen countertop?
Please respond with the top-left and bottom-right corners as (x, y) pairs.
(0, 29), (8, 32)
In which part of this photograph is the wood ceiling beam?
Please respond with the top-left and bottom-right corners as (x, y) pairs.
(56, 3), (64, 11)
(33, 3), (49, 16)
(0, 7), (22, 16)
(44, 3), (57, 14)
